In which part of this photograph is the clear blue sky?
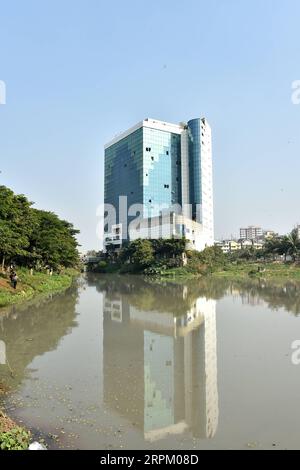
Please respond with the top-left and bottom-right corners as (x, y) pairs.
(0, 0), (299, 251)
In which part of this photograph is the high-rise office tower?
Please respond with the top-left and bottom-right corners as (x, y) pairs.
(104, 117), (214, 251)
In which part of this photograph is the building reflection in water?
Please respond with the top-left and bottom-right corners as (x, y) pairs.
(102, 283), (218, 443)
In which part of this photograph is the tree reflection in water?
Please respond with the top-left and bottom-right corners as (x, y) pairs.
(88, 274), (300, 316)
(0, 286), (79, 390)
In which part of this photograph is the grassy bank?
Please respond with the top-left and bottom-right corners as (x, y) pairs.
(91, 260), (300, 281)
(0, 268), (78, 309)
(156, 262), (300, 280)
(142, 263), (300, 280)
(211, 262), (300, 281)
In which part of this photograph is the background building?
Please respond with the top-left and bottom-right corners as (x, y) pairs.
(215, 239), (264, 253)
(104, 118), (214, 251)
(240, 226), (263, 240)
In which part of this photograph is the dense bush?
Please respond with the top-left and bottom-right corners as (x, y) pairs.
(118, 238), (187, 273)
(186, 245), (226, 274)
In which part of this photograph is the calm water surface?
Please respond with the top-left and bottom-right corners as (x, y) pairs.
(1, 274), (300, 450)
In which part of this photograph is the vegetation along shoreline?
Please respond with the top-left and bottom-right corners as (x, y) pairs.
(0, 185), (81, 449)
(86, 231), (300, 281)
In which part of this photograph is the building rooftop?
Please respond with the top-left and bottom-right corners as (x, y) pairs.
(104, 118), (186, 149)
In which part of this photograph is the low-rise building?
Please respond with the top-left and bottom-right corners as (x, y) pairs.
(216, 238), (264, 253)
(215, 240), (240, 254)
(263, 230), (277, 240)
(252, 241), (264, 250)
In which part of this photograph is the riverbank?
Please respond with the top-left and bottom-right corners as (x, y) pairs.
(158, 263), (300, 280)
(90, 241), (300, 280)
(0, 268), (79, 309)
(0, 269), (79, 449)
(2, 272), (300, 449)
(0, 384), (31, 450)
(91, 261), (300, 281)
(0, 412), (31, 450)
(211, 262), (300, 281)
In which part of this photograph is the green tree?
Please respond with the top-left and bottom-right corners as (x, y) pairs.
(264, 236), (285, 260)
(264, 229), (300, 262)
(0, 186), (36, 270)
(281, 229), (300, 261)
(0, 185), (80, 270)
(120, 239), (154, 270)
(152, 237), (186, 258)
(29, 210), (80, 269)
(132, 239), (154, 268)
(198, 245), (226, 269)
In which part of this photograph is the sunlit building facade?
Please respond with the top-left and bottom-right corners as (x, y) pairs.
(104, 117), (214, 251)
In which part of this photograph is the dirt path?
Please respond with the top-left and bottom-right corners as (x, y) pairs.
(0, 277), (23, 293)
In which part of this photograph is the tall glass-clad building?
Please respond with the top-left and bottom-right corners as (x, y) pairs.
(187, 118), (214, 245)
(104, 118), (214, 251)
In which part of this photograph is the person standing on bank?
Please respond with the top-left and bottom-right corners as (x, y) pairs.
(9, 270), (14, 284)
(12, 272), (18, 289)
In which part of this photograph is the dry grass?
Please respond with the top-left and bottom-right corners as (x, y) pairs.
(0, 410), (16, 433)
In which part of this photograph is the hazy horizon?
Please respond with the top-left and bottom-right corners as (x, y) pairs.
(0, 0), (299, 251)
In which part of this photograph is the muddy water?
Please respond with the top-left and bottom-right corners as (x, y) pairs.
(1, 274), (300, 449)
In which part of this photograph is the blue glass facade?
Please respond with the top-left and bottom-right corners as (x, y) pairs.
(187, 118), (202, 220)
(104, 127), (143, 232)
(104, 126), (182, 238)
(143, 127), (181, 217)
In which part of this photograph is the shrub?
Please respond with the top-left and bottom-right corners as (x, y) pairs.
(0, 427), (31, 450)
(248, 269), (258, 276)
(119, 263), (139, 274)
(96, 260), (107, 273)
